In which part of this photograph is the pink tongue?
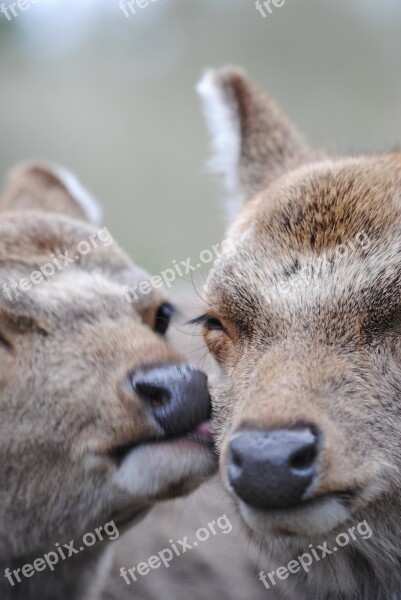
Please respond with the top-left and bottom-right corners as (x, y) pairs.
(195, 420), (213, 438)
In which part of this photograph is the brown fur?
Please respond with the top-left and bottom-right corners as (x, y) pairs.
(104, 292), (284, 600)
(0, 163), (216, 600)
(197, 67), (401, 599)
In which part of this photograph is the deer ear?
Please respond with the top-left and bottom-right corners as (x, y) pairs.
(0, 162), (102, 224)
(197, 67), (309, 217)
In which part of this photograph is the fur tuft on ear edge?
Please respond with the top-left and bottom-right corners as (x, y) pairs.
(0, 161), (102, 225)
(49, 164), (102, 225)
(197, 66), (309, 220)
(197, 68), (244, 216)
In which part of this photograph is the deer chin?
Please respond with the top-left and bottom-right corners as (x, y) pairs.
(236, 493), (352, 540)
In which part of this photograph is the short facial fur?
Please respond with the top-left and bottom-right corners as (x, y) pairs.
(197, 67), (401, 599)
(0, 163), (216, 600)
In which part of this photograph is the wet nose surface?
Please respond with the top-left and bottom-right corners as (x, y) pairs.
(131, 364), (211, 437)
(228, 429), (319, 510)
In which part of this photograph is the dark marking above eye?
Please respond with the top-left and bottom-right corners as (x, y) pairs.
(2, 314), (48, 337)
(154, 303), (175, 335)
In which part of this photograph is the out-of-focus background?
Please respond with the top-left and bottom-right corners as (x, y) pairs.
(1, 0), (400, 280)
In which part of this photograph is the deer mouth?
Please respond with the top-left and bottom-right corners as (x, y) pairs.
(108, 419), (215, 466)
(111, 419), (217, 502)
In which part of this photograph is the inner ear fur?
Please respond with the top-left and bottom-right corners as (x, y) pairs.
(0, 162), (102, 224)
(197, 66), (310, 213)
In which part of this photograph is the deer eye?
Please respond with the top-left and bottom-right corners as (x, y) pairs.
(190, 314), (227, 333)
(154, 303), (175, 335)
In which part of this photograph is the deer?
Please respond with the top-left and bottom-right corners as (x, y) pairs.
(195, 66), (401, 600)
(0, 162), (216, 600)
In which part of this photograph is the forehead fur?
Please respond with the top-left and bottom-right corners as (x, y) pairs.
(0, 212), (119, 268)
(232, 157), (401, 251)
(0, 212), (161, 319)
(207, 157), (401, 338)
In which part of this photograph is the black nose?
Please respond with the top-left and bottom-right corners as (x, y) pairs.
(131, 364), (211, 436)
(228, 429), (319, 510)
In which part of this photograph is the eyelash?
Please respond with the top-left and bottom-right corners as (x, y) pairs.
(190, 314), (227, 333)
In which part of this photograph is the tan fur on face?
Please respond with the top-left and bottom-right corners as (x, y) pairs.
(198, 67), (401, 600)
(0, 163), (216, 600)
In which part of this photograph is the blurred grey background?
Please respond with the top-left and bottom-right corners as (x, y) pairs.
(0, 0), (400, 278)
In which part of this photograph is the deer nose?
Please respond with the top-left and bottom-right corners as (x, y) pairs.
(228, 429), (319, 510)
(131, 364), (211, 436)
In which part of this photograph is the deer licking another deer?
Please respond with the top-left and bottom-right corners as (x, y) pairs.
(0, 162), (216, 600)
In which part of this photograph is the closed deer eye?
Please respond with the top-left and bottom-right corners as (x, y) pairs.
(154, 303), (175, 335)
(189, 314), (227, 333)
(190, 314), (231, 365)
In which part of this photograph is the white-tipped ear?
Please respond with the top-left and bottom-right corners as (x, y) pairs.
(0, 162), (102, 225)
(50, 165), (102, 225)
(197, 69), (243, 217)
(197, 66), (309, 219)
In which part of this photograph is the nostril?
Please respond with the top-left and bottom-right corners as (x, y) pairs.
(135, 383), (171, 408)
(290, 444), (317, 472)
(231, 450), (243, 469)
(229, 446), (244, 478)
